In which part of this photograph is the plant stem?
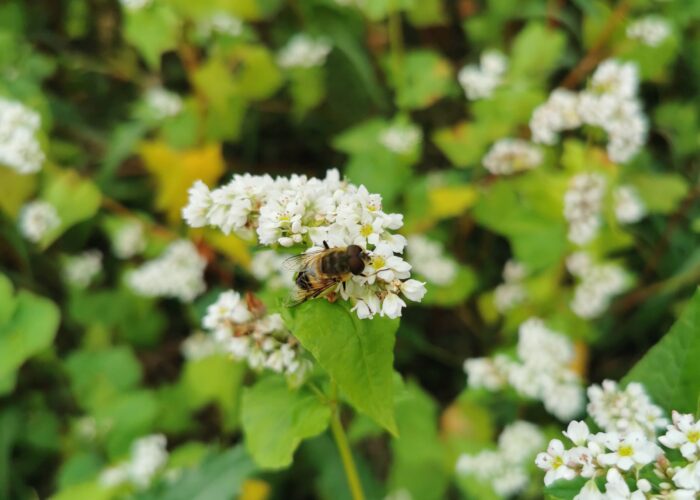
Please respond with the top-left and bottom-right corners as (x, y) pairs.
(329, 387), (365, 500)
(388, 2), (405, 108)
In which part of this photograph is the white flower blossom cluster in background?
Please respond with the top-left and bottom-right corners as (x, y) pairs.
(493, 259), (527, 313)
(19, 200), (60, 243)
(180, 331), (222, 361)
(379, 123), (422, 155)
(0, 98), (45, 175)
(200, 290), (311, 384)
(482, 139), (542, 175)
(564, 173), (607, 245)
(535, 382), (700, 498)
(627, 16), (672, 47)
(456, 421), (544, 497)
(277, 34), (332, 69)
(458, 50), (508, 100)
(182, 169), (426, 319)
(119, 0), (152, 12)
(406, 235), (457, 286)
(465, 318), (584, 420)
(145, 87), (182, 120)
(530, 59), (647, 163)
(614, 185), (646, 224)
(567, 252), (627, 319)
(112, 220), (146, 259)
(250, 250), (294, 290)
(63, 250), (103, 289)
(127, 240), (206, 302)
(197, 12), (244, 38)
(100, 434), (168, 490)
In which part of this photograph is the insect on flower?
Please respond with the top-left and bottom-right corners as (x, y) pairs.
(284, 241), (372, 306)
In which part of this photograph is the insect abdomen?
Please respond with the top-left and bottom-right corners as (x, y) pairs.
(320, 249), (350, 276)
(296, 271), (314, 290)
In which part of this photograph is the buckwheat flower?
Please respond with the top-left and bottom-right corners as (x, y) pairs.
(575, 479), (605, 500)
(614, 185), (646, 224)
(536, 439), (577, 486)
(482, 139), (542, 175)
(564, 421), (591, 447)
(203, 290), (252, 330)
(406, 235), (457, 286)
(517, 318), (574, 367)
(671, 461), (700, 491)
(100, 466), (130, 487)
(627, 16), (672, 47)
(494, 259), (528, 312)
(458, 50), (507, 100)
(182, 181), (213, 228)
(63, 250), (102, 288)
(100, 434), (168, 489)
(145, 87), (182, 120)
(530, 89), (582, 144)
(590, 60), (639, 100)
(0, 98), (45, 175)
(604, 468), (646, 499)
(498, 421), (545, 464)
(112, 220), (146, 259)
(19, 200), (60, 243)
(569, 259), (627, 319)
(277, 34), (332, 69)
(598, 432), (658, 470)
(400, 279), (427, 302)
(119, 0), (152, 12)
(127, 240), (207, 302)
(181, 331), (222, 360)
(379, 123), (422, 155)
(464, 356), (510, 391)
(660, 411), (700, 461)
(564, 173), (606, 245)
(197, 12), (244, 38)
(250, 250), (295, 290)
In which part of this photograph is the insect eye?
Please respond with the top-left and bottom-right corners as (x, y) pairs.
(347, 245), (362, 257)
(348, 256), (365, 275)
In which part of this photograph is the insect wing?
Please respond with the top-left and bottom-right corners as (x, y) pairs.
(282, 249), (325, 272)
(285, 276), (340, 307)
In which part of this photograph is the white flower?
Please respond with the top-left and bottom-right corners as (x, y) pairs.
(203, 290), (252, 330)
(381, 292), (406, 319)
(181, 332), (222, 360)
(614, 186), (646, 224)
(564, 421), (591, 446)
(250, 250), (295, 290)
(482, 139), (542, 175)
(0, 98), (45, 174)
(575, 479), (605, 500)
(569, 255), (627, 319)
(127, 240), (207, 302)
(498, 421), (545, 464)
(119, 0), (151, 10)
(399, 279), (427, 302)
(277, 34), (332, 69)
(379, 124), (422, 155)
(627, 16), (671, 47)
(145, 87), (182, 119)
(671, 461), (700, 491)
(603, 468), (646, 499)
(494, 259), (528, 313)
(100, 434), (168, 489)
(530, 89), (582, 144)
(197, 12), (244, 38)
(659, 411), (700, 461)
(536, 439), (577, 486)
(406, 235), (457, 286)
(19, 201), (60, 243)
(564, 173), (607, 246)
(458, 50), (508, 100)
(63, 250), (102, 288)
(112, 220), (146, 259)
(590, 60), (639, 100)
(463, 356), (510, 391)
(598, 432), (658, 470)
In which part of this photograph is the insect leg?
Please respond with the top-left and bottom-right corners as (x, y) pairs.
(323, 240), (330, 249)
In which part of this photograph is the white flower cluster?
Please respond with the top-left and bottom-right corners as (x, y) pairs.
(0, 98), (45, 175)
(493, 259), (527, 313)
(119, 0), (152, 11)
(567, 252), (627, 319)
(482, 139), (542, 175)
(587, 380), (668, 439)
(127, 240), (206, 302)
(277, 34), (332, 69)
(458, 50), (508, 100)
(530, 59), (647, 163)
(536, 386), (700, 499)
(379, 123), (422, 155)
(465, 318), (584, 421)
(250, 250), (295, 290)
(180, 331), (222, 361)
(197, 12), (244, 38)
(63, 250), (103, 288)
(182, 169), (426, 319)
(145, 87), (182, 120)
(614, 185), (646, 224)
(100, 434), (168, 490)
(112, 220), (146, 259)
(627, 17), (672, 47)
(202, 290), (311, 384)
(456, 421), (544, 497)
(406, 235), (457, 286)
(564, 173), (607, 245)
(19, 200), (60, 243)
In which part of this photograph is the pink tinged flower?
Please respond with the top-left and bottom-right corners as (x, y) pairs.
(564, 421), (591, 446)
(535, 439), (577, 486)
(568, 446), (597, 478)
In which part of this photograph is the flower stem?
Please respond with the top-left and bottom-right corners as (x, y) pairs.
(388, 1), (405, 108)
(329, 392), (365, 500)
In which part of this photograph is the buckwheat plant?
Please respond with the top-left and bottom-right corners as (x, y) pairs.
(182, 169), (426, 319)
(0, 97), (45, 175)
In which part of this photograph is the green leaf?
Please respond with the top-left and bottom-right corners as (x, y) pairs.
(627, 173), (689, 214)
(509, 23), (566, 82)
(0, 279), (60, 395)
(544, 477), (588, 500)
(241, 376), (331, 469)
(390, 50), (456, 110)
(292, 300), (399, 434)
(432, 121), (510, 168)
(123, 4), (179, 68)
(422, 265), (478, 307)
(0, 166), (36, 217)
(624, 289), (700, 413)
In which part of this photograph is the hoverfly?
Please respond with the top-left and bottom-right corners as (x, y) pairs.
(284, 241), (371, 306)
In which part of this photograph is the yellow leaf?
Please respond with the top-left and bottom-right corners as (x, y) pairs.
(139, 141), (225, 224)
(0, 166), (36, 217)
(240, 479), (271, 500)
(428, 185), (478, 219)
(191, 227), (252, 268)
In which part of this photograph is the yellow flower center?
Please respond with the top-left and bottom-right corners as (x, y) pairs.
(688, 431), (700, 443)
(361, 224), (373, 237)
(372, 256), (386, 270)
(618, 445), (634, 457)
(552, 455), (563, 469)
